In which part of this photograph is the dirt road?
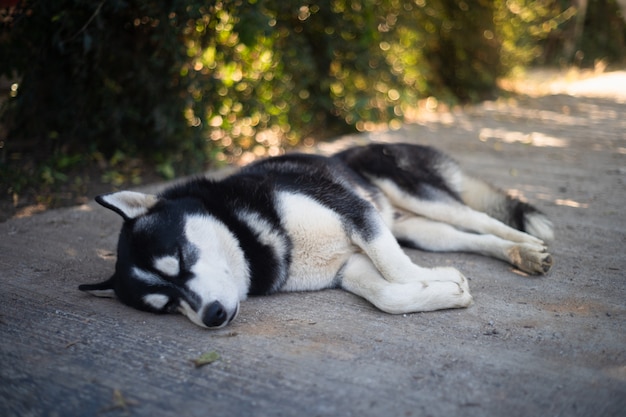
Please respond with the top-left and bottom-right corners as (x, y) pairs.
(1, 71), (625, 416)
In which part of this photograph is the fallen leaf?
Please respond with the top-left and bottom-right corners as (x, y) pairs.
(191, 351), (220, 368)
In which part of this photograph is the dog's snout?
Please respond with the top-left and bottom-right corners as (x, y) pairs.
(203, 301), (228, 328)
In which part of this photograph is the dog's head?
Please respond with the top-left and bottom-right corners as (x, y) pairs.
(80, 191), (249, 328)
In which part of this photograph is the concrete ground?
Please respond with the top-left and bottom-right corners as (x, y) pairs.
(1, 71), (625, 416)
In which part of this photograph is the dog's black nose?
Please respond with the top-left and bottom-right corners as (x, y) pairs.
(203, 301), (228, 328)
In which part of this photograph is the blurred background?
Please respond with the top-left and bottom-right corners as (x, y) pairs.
(1, 0), (625, 217)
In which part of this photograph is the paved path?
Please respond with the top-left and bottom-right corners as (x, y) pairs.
(1, 73), (625, 416)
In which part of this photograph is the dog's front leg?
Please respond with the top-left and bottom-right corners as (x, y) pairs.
(338, 254), (473, 313)
(352, 223), (463, 285)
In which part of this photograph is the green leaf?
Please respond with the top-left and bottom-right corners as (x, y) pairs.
(191, 351), (220, 368)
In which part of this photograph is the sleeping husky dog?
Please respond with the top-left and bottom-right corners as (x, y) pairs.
(80, 143), (554, 328)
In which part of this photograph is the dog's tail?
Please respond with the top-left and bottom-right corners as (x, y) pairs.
(459, 175), (554, 243)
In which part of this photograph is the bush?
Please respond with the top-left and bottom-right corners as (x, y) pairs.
(1, 0), (209, 173)
(3, 0), (619, 185)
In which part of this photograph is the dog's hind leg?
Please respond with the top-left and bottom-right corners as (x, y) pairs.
(393, 216), (553, 275)
(338, 254), (473, 313)
(459, 176), (554, 243)
(375, 178), (546, 248)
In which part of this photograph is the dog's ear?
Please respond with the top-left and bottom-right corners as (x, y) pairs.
(78, 277), (116, 298)
(96, 191), (160, 220)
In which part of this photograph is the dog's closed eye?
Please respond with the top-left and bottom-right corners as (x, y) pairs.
(142, 293), (171, 310)
(153, 255), (181, 277)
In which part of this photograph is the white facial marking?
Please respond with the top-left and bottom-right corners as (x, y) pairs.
(143, 294), (170, 310)
(132, 267), (163, 285)
(183, 215), (249, 316)
(154, 256), (180, 277)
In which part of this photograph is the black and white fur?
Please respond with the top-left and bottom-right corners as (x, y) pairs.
(80, 143), (554, 328)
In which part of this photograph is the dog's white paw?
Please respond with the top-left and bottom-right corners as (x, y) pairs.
(426, 280), (473, 309)
(507, 243), (553, 275)
(455, 281), (474, 308)
(419, 268), (473, 309)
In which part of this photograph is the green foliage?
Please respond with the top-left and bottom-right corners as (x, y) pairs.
(1, 0), (208, 174)
(0, 0), (622, 189)
(496, 0), (577, 68)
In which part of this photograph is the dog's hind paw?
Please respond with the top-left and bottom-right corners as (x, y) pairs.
(507, 243), (553, 275)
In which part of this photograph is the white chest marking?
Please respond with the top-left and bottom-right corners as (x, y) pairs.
(278, 192), (355, 291)
(132, 267), (163, 285)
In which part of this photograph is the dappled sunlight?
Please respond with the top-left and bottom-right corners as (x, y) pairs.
(509, 186), (589, 210)
(76, 204), (93, 212)
(479, 100), (599, 126)
(549, 71), (626, 102)
(14, 203), (47, 219)
(479, 128), (568, 148)
(554, 198), (589, 209)
(501, 69), (626, 102)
